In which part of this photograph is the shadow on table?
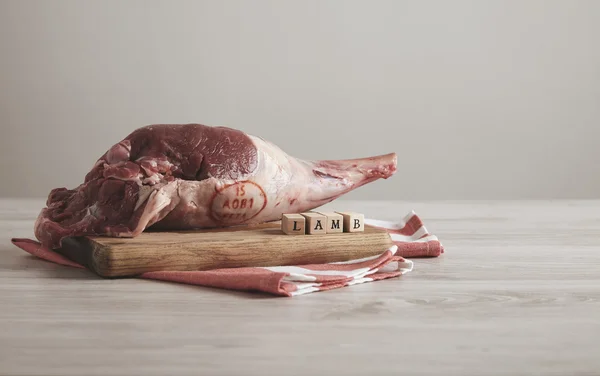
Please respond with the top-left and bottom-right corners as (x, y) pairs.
(17, 253), (278, 299)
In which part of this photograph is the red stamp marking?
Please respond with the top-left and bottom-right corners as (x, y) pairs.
(209, 181), (267, 225)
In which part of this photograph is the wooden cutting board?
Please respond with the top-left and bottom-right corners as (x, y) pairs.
(55, 221), (393, 278)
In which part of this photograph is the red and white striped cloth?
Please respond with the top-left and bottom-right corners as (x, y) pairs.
(11, 211), (443, 297)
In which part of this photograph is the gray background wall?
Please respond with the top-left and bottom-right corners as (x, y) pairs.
(1, 0), (599, 200)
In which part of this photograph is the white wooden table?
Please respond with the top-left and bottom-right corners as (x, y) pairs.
(1, 198), (599, 375)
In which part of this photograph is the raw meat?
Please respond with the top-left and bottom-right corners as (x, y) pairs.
(34, 124), (397, 249)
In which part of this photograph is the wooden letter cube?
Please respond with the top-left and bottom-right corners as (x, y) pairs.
(281, 214), (306, 235)
(336, 211), (365, 232)
(301, 212), (327, 235)
(316, 212), (344, 234)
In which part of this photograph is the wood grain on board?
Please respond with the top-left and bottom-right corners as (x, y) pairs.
(55, 222), (392, 277)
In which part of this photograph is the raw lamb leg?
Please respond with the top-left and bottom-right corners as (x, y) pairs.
(34, 124), (397, 249)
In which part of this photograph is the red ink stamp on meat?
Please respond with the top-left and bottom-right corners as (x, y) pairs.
(210, 181), (267, 224)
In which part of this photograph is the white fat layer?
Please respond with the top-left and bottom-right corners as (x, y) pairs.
(135, 185), (154, 211)
(143, 174), (161, 185)
(131, 181), (179, 235)
(86, 203), (100, 218)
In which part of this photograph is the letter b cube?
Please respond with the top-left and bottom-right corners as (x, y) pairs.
(336, 211), (365, 233)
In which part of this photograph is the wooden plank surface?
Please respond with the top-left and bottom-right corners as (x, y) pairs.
(1, 198), (599, 376)
(56, 222), (392, 278)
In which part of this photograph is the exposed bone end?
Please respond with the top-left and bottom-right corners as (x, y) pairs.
(312, 152), (397, 183)
(290, 152), (398, 210)
(360, 152), (397, 180)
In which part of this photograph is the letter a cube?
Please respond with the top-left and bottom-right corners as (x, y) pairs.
(316, 212), (344, 234)
(301, 212), (327, 235)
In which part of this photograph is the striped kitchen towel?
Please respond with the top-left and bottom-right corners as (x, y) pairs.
(11, 211), (443, 297)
